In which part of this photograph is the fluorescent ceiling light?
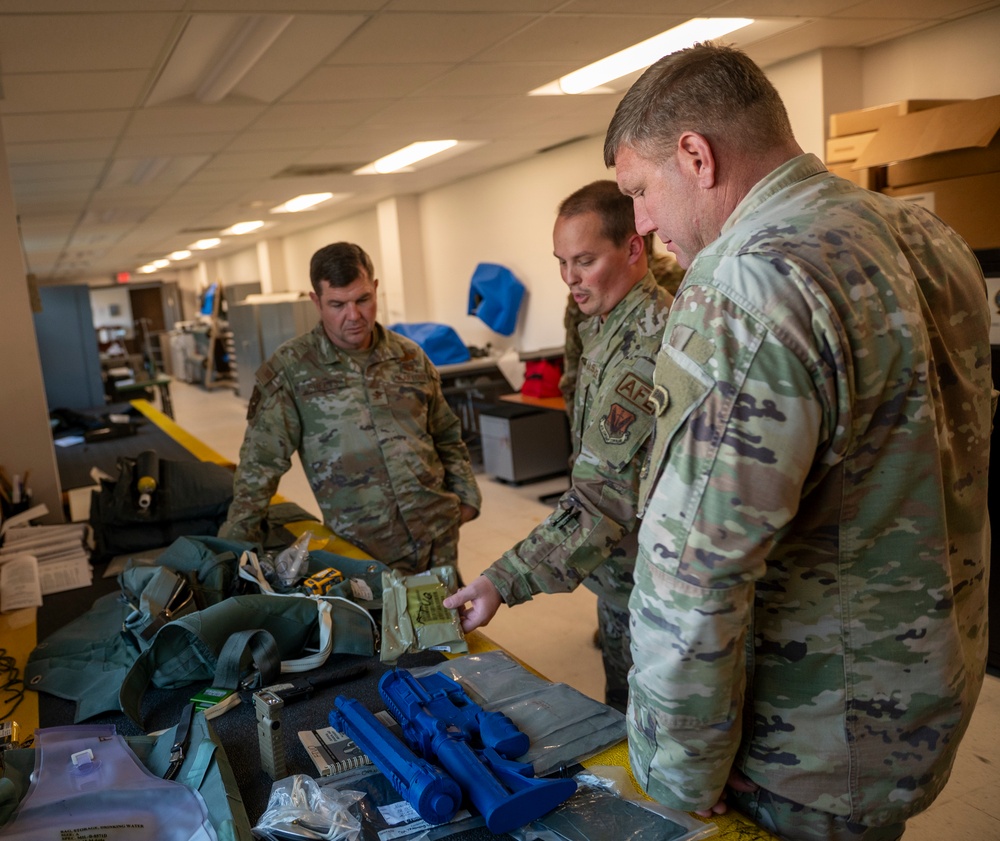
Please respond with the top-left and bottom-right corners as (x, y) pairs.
(531, 17), (754, 96)
(169, 250), (192, 260)
(196, 15), (294, 104)
(356, 140), (459, 175)
(138, 264), (158, 274)
(222, 220), (265, 235)
(192, 238), (222, 249)
(152, 259), (170, 268)
(270, 193), (334, 213)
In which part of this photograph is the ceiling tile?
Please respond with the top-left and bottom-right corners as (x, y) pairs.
(0, 70), (149, 114)
(126, 105), (265, 137)
(284, 63), (454, 102)
(477, 13), (687, 63)
(5, 140), (117, 164)
(2, 111), (130, 143)
(327, 12), (534, 64)
(0, 13), (181, 73)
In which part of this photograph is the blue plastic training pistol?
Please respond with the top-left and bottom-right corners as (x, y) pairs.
(360, 668), (576, 834)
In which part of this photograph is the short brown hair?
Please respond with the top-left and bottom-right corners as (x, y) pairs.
(557, 180), (638, 247)
(309, 242), (375, 294)
(604, 42), (794, 167)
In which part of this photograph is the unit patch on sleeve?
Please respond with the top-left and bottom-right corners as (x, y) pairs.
(600, 402), (637, 445)
(614, 372), (655, 414)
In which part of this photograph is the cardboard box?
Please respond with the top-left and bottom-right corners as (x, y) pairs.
(883, 171), (1000, 250)
(855, 94), (1000, 171)
(827, 162), (884, 192)
(885, 140), (1000, 188)
(829, 99), (964, 138)
(825, 131), (877, 164)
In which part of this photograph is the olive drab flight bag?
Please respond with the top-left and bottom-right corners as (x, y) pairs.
(26, 535), (386, 726)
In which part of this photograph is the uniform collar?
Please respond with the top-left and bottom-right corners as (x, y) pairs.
(721, 153), (828, 238)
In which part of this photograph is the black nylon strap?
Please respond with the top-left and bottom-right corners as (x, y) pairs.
(213, 628), (281, 690)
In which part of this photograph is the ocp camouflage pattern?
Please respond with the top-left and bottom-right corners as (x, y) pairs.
(629, 154), (992, 827)
(485, 271), (672, 610)
(220, 322), (481, 571)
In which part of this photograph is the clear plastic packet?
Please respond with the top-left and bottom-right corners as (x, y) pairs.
(275, 530), (314, 587)
(379, 566), (468, 663)
(253, 774), (363, 841)
(411, 652), (626, 775)
(320, 767), (485, 841)
(512, 767), (717, 841)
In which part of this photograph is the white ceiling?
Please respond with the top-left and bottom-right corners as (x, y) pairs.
(1, 0), (997, 283)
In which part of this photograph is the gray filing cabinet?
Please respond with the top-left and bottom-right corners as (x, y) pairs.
(229, 297), (316, 398)
(479, 403), (570, 484)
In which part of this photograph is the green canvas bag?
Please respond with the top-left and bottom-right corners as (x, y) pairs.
(26, 535), (387, 725)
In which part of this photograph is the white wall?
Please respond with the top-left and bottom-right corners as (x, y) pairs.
(420, 135), (610, 352)
(281, 210), (381, 295)
(862, 7), (1000, 104)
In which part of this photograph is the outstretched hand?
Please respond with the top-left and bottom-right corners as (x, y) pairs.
(442, 576), (503, 633)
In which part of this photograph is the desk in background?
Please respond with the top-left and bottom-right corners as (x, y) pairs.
(111, 374), (174, 417)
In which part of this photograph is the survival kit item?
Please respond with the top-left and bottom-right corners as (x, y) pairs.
(379, 565), (467, 663)
(135, 449), (159, 513)
(253, 774), (362, 841)
(255, 689), (287, 780)
(274, 530), (313, 587)
(329, 667), (577, 835)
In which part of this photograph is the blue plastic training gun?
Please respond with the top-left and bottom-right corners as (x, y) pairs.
(378, 668), (577, 834)
(329, 695), (462, 825)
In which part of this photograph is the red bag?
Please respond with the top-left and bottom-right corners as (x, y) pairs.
(521, 358), (563, 398)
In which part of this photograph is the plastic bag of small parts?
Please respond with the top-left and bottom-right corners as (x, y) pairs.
(379, 566), (468, 663)
(512, 767), (717, 841)
(321, 766), (484, 841)
(253, 774), (363, 841)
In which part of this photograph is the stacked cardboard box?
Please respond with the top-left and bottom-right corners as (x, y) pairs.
(825, 100), (960, 192)
(851, 94), (1000, 250)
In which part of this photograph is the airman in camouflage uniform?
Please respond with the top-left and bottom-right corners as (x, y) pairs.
(220, 242), (481, 573)
(605, 45), (992, 840)
(445, 181), (672, 711)
(560, 238), (684, 453)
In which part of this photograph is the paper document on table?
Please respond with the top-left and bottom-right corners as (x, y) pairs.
(0, 553), (43, 612)
(37, 556), (93, 595)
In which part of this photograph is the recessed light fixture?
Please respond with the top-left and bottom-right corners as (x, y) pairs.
(222, 220), (266, 235)
(152, 259), (170, 268)
(138, 264), (158, 274)
(530, 17), (754, 96)
(192, 238), (222, 250)
(355, 140), (459, 175)
(270, 193), (334, 213)
(169, 250), (192, 260)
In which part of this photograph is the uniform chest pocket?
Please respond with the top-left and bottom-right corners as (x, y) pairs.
(638, 340), (714, 514)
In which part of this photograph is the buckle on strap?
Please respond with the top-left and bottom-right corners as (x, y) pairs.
(164, 702), (196, 781)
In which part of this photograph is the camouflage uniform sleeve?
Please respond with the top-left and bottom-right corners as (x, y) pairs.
(218, 360), (302, 543)
(485, 377), (653, 607)
(425, 357), (482, 514)
(629, 275), (828, 813)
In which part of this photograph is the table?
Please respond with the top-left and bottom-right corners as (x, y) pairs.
(112, 374), (174, 417)
(9, 405), (779, 841)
